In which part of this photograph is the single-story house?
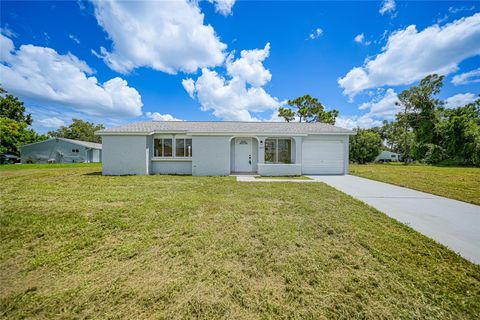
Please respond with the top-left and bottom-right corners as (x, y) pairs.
(375, 150), (402, 162)
(20, 138), (102, 164)
(96, 121), (355, 176)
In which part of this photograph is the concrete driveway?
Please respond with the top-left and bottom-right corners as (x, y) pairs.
(310, 175), (480, 264)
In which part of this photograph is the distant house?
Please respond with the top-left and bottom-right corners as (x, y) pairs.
(375, 150), (401, 162)
(96, 121), (355, 176)
(20, 138), (102, 164)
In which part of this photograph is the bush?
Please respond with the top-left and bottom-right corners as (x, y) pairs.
(349, 129), (382, 164)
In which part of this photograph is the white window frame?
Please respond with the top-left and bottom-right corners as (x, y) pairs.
(152, 135), (192, 160)
(175, 137), (193, 158)
(264, 138), (292, 164)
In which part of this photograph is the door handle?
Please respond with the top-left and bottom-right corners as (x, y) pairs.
(249, 155), (251, 165)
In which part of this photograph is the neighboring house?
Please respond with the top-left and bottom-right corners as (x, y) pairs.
(20, 138), (102, 164)
(375, 150), (402, 162)
(96, 121), (355, 176)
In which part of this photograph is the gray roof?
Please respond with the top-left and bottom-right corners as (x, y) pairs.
(97, 121), (354, 135)
(56, 138), (102, 149)
(20, 138), (102, 149)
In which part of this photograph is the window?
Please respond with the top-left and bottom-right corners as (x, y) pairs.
(154, 138), (192, 158)
(175, 138), (192, 157)
(154, 138), (173, 157)
(265, 138), (291, 164)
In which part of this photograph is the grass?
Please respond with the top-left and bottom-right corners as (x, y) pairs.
(1, 164), (479, 319)
(350, 163), (480, 205)
(255, 175), (312, 180)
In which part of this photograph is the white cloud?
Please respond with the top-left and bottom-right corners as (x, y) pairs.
(338, 13), (480, 98)
(36, 117), (66, 128)
(183, 43), (280, 121)
(69, 34), (80, 44)
(336, 115), (383, 130)
(379, 0), (396, 17)
(354, 33), (371, 46)
(307, 28), (323, 40)
(1, 25), (17, 38)
(336, 89), (400, 130)
(146, 112), (183, 122)
(91, 0), (226, 74)
(452, 68), (480, 85)
(208, 0), (236, 16)
(0, 34), (143, 118)
(182, 78), (196, 99)
(358, 88), (400, 118)
(444, 93), (477, 108)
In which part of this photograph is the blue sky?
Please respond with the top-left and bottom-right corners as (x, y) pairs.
(1, 0), (479, 132)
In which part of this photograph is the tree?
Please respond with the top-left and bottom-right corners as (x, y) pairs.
(48, 119), (105, 143)
(0, 87), (33, 125)
(278, 94), (339, 124)
(396, 74), (444, 160)
(349, 129), (382, 164)
(438, 97), (480, 165)
(0, 117), (46, 155)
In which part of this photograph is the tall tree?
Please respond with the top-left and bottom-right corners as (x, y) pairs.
(278, 94), (339, 124)
(349, 129), (382, 164)
(0, 87), (33, 125)
(48, 119), (105, 143)
(396, 74), (444, 160)
(0, 117), (46, 155)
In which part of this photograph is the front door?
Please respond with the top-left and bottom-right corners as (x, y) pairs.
(234, 138), (253, 172)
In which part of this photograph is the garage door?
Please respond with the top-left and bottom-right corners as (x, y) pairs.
(301, 139), (344, 174)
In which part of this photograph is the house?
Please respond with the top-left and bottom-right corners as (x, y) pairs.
(375, 150), (402, 162)
(20, 138), (102, 164)
(96, 121), (355, 176)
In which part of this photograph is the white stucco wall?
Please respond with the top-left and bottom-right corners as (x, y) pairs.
(192, 136), (231, 176)
(102, 135), (149, 175)
(258, 164), (302, 176)
(151, 160), (192, 175)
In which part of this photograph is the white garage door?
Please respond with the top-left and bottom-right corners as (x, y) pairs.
(302, 139), (344, 174)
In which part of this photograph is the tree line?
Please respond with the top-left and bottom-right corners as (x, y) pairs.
(1, 87), (104, 156)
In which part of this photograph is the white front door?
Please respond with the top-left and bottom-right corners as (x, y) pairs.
(234, 138), (253, 172)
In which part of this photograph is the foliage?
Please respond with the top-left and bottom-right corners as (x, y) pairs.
(0, 87), (33, 125)
(278, 94), (339, 124)
(48, 119), (105, 143)
(349, 129), (382, 164)
(0, 117), (47, 155)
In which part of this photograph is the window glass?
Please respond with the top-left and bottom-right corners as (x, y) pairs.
(186, 139), (192, 157)
(278, 139), (291, 163)
(163, 139), (173, 157)
(176, 139), (185, 157)
(265, 139), (277, 163)
(154, 139), (162, 157)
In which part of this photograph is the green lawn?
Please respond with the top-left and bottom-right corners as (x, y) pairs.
(1, 164), (479, 319)
(350, 164), (480, 205)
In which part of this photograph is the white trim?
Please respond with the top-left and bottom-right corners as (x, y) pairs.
(98, 131), (354, 137)
(151, 158), (192, 162)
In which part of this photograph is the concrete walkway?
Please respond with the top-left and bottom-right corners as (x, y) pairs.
(311, 175), (480, 264)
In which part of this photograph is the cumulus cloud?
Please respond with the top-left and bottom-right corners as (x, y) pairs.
(146, 112), (183, 122)
(91, 0), (226, 74)
(336, 89), (400, 129)
(307, 28), (323, 40)
(452, 68), (480, 85)
(208, 0), (236, 16)
(444, 93), (477, 108)
(379, 0), (396, 17)
(338, 13), (480, 98)
(182, 43), (280, 121)
(0, 34), (143, 118)
(354, 33), (371, 46)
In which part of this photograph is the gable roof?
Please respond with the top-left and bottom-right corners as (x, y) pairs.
(96, 121), (354, 135)
(20, 138), (102, 149)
